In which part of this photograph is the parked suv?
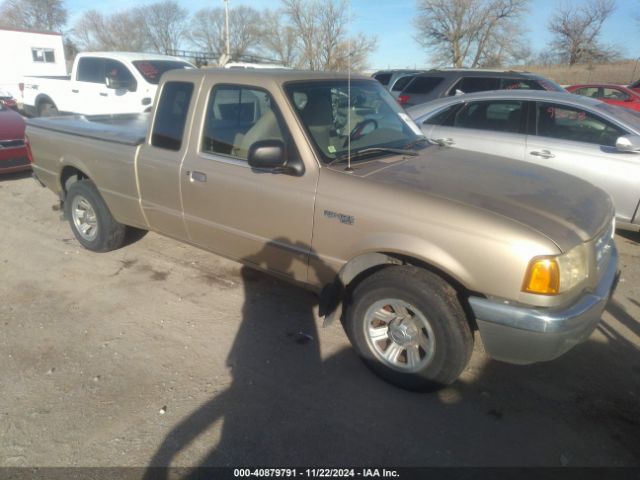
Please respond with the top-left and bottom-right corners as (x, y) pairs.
(372, 69), (425, 91)
(397, 69), (565, 107)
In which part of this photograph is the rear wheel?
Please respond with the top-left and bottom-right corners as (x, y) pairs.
(38, 100), (58, 117)
(65, 180), (126, 252)
(345, 265), (473, 391)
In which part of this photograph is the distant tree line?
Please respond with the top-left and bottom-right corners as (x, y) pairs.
(414, 0), (623, 67)
(0, 0), (377, 71)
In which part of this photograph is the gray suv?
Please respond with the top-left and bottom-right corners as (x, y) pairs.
(397, 69), (565, 107)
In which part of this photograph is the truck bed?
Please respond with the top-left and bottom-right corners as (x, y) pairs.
(27, 113), (149, 146)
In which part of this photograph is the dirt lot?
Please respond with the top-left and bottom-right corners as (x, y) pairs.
(1, 171), (639, 468)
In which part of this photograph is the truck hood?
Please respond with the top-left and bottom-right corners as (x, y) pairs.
(356, 146), (613, 251)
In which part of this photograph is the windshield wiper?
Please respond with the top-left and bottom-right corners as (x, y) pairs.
(329, 147), (418, 166)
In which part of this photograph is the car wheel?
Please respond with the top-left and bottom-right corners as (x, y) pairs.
(65, 180), (126, 252)
(38, 100), (59, 117)
(345, 265), (473, 391)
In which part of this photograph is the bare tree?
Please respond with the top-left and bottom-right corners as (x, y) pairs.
(413, 0), (529, 67)
(137, 0), (188, 55)
(190, 6), (262, 59)
(73, 10), (149, 52)
(0, 0), (67, 32)
(279, 0), (377, 71)
(258, 10), (299, 67)
(548, 0), (617, 65)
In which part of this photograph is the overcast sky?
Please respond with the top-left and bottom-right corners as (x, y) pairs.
(65, 0), (640, 70)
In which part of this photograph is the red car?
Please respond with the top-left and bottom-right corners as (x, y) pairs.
(566, 83), (640, 111)
(0, 102), (31, 174)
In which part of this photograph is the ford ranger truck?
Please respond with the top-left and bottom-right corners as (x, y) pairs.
(27, 69), (619, 391)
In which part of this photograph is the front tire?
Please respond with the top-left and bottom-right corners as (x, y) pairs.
(65, 180), (126, 252)
(345, 266), (473, 391)
(38, 100), (59, 117)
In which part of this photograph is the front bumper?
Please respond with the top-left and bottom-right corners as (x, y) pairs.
(469, 244), (619, 365)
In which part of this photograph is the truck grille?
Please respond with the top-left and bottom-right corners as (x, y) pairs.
(0, 139), (25, 149)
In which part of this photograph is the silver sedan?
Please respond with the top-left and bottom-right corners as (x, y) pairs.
(407, 90), (640, 230)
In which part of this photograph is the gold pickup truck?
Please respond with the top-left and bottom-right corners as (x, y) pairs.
(28, 69), (619, 391)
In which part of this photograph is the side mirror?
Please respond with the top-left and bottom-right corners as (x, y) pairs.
(247, 140), (303, 175)
(105, 75), (135, 91)
(615, 134), (640, 152)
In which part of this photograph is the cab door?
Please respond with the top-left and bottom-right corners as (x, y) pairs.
(525, 101), (640, 223)
(72, 57), (109, 115)
(426, 98), (528, 161)
(102, 59), (140, 114)
(180, 82), (318, 282)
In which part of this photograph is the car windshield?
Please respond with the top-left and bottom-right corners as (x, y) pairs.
(285, 80), (425, 163)
(596, 102), (640, 130)
(132, 60), (194, 84)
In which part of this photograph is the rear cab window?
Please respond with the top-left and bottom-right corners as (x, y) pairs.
(151, 81), (194, 151)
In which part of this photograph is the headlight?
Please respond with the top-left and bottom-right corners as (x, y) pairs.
(522, 243), (588, 295)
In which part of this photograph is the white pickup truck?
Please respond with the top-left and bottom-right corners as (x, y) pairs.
(21, 51), (194, 117)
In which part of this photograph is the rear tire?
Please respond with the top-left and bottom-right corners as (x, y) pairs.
(345, 265), (473, 391)
(38, 100), (58, 117)
(65, 180), (126, 252)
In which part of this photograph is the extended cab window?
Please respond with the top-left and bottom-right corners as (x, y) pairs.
(452, 100), (525, 133)
(535, 102), (626, 146)
(151, 82), (194, 151)
(201, 85), (285, 161)
(76, 57), (105, 83)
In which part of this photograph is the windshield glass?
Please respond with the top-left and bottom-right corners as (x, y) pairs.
(596, 102), (640, 131)
(132, 60), (194, 84)
(285, 80), (424, 163)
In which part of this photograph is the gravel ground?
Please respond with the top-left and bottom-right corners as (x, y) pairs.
(1, 171), (639, 468)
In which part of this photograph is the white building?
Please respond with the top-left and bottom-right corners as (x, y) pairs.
(0, 27), (67, 100)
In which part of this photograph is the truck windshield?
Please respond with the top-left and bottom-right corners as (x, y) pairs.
(285, 80), (425, 163)
(132, 60), (194, 84)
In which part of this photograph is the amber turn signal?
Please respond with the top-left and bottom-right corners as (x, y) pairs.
(522, 257), (560, 295)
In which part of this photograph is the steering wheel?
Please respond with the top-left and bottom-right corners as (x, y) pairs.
(349, 119), (378, 142)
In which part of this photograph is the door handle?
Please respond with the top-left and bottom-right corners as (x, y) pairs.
(431, 137), (455, 146)
(529, 150), (555, 159)
(71, 89), (79, 93)
(188, 171), (207, 183)
(99, 92), (108, 97)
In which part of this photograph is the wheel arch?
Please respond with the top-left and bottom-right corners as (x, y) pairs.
(35, 94), (57, 111)
(60, 165), (91, 198)
(320, 249), (478, 331)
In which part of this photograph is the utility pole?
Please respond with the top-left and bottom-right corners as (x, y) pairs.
(224, 0), (230, 58)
